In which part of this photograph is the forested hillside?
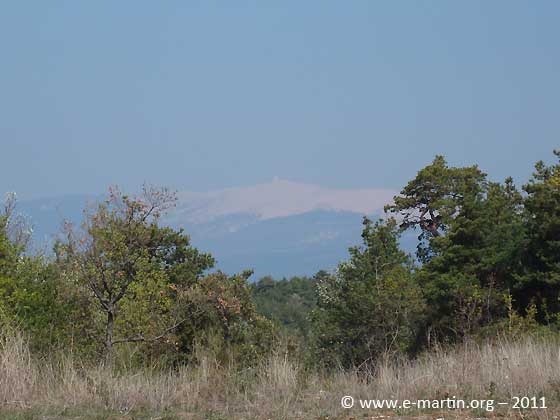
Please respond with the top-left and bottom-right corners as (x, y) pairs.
(251, 274), (317, 338)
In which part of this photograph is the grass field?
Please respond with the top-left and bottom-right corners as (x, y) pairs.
(0, 331), (558, 419)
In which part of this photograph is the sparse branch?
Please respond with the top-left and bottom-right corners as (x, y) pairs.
(2, 192), (33, 249)
(110, 313), (200, 345)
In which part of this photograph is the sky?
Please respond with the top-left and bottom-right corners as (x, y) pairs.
(1, 1), (559, 199)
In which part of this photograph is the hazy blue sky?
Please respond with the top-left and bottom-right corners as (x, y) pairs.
(1, 1), (558, 199)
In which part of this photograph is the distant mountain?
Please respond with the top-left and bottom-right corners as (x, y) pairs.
(13, 181), (412, 278)
(180, 209), (374, 278)
(169, 179), (395, 224)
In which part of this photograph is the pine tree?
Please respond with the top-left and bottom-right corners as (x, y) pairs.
(311, 217), (425, 368)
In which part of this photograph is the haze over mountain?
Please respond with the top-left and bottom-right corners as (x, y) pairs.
(17, 181), (400, 278)
(169, 179), (395, 222)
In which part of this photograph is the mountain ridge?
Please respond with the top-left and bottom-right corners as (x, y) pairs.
(171, 179), (396, 223)
(14, 181), (399, 277)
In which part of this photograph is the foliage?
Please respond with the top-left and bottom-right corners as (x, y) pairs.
(311, 217), (425, 368)
(385, 155), (486, 262)
(0, 257), (97, 354)
(251, 274), (317, 338)
(476, 293), (559, 341)
(0, 195), (94, 354)
(415, 177), (525, 340)
(515, 150), (560, 319)
(55, 185), (215, 361)
(2, 151), (560, 371)
(176, 270), (277, 366)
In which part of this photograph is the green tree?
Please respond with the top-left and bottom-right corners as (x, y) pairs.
(0, 195), (21, 323)
(516, 150), (560, 320)
(385, 155), (486, 262)
(311, 217), (425, 368)
(387, 156), (528, 341)
(0, 194), (93, 354)
(57, 185), (214, 361)
(177, 270), (277, 366)
(416, 178), (525, 340)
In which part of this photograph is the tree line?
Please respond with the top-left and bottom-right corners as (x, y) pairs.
(1, 151), (559, 369)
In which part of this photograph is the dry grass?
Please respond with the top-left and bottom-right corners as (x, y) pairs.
(0, 329), (559, 419)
